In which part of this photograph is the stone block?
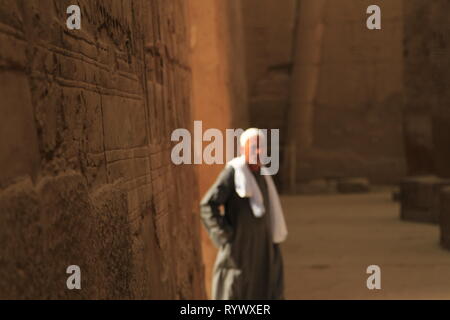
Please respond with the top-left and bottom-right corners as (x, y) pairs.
(297, 179), (336, 195)
(337, 177), (370, 193)
(400, 175), (450, 224)
(439, 187), (450, 250)
(392, 190), (401, 202)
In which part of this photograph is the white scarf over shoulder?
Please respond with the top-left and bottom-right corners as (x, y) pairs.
(227, 156), (288, 244)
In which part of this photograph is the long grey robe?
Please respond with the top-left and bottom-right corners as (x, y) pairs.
(200, 165), (284, 300)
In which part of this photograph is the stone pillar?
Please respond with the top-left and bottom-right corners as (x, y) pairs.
(0, 0), (205, 299)
(286, 0), (405, 186)
(189, 0), (249, 298)
(400, 176), (450, 224)
(287, 0), (327, 150)
(403, 1), (450, 242)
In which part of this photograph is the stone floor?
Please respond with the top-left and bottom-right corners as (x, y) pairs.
(281, 191), (450, 299)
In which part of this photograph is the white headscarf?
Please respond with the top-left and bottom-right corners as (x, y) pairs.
(227, 129), (288, 243)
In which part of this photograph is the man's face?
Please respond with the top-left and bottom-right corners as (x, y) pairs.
(242, 135), (263, 169)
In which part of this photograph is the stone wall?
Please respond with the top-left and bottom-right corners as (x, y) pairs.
(285, 0), (406, 185)
(241, 0), (296, 135)
(189, 0), (249, 298)
(402, 0), (450, 247)
(0, 0), (205, 299)
(403, 0), (450, 177)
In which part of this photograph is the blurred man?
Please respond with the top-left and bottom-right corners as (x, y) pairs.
(200, 128), (288, 300)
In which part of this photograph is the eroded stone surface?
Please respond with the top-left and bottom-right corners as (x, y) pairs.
(0, 0), (204, 299)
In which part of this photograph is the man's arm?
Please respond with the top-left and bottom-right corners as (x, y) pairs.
(200, 166), (234, 248)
